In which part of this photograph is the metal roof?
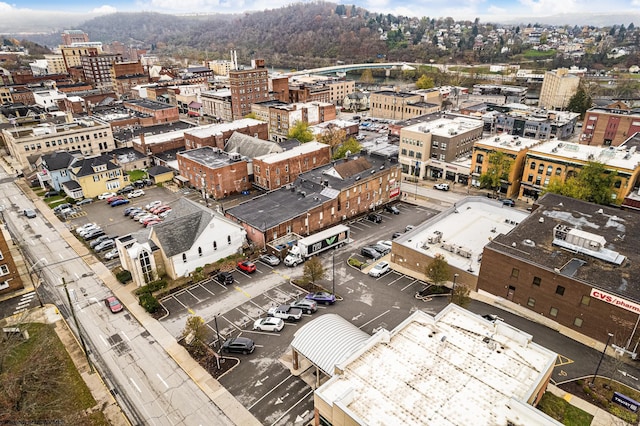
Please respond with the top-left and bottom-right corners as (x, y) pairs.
(291, 314), (369, 377)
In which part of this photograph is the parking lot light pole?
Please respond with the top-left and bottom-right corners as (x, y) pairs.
(591, 332), (614, 386)
(332, 251), (335, 295)
(214, 314), (221, 350)
(450, 273), (459, 304)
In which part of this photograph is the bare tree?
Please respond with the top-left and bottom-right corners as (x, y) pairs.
(303, 257), (325, 286)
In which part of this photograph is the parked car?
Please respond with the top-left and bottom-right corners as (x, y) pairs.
(145, 200), (163, 210)
(110, 199), (130, 207)
(138, 214), (158, 224)
(94, 239), (115, 252)
(237, 260), (257, 273)
(89, 234), (113, 248)
(369, 261), (390, 278)
(144, 219), (163, 227)
(128, 189), (145, 198)
(75, 198), (93, 206)
(367, 213), (383, 223)
(220, 336), (255, 354)
(133, 180), (146, 188)
(98, 192), (116, 200)
(405, 225), (415, 232)
(83, 228), (105, 241)
(305, 291), (336, 305)
(434, 183), (449, 191)
(53, 203), (72, 214)
(391, 232), (403, 240)
(151, 205), (171, 214)
(361, 246), (382, 260)
(159, 209), (172, 218)
(117, 185), (135, 195)
(384, 204), (400, 214)
(290, 298), (317, 314)
(123, 206), (141, 216)
(500, 198), (516, 207)
(372, 243), (391, 255)
(23, 209), (36, 218)
(43, 190), (59, 198)
(142, 178), (153, 186)
(133, 211), (150, 221)
(78, 225), (101, 237)
(259, 254), (280, 266)
(104, 248), (120, 260)
(76, 223), (97, 235)
(106, 195), (124, 204)
(104, 296), (123, 313)
(216, 271), (234, 285)
(253, 317), (285, 332)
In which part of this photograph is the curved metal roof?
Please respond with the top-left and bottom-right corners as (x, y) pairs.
(291, 313), (369, 377)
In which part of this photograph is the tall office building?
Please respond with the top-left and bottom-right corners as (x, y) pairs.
(229, 59), (271, 120)
(538, 68), (580, 110)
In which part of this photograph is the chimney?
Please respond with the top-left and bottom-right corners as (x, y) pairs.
(139, 133), (146, 153)
(65, 111), (73, 124)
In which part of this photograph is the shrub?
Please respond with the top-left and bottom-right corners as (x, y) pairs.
(139, 293), (160, 313)
(116, 270), (132, 284)
(134, 279), (167, 295)
(348, 257), (364, 269)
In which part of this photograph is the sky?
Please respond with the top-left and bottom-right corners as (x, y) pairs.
(2, 0), (640, 30)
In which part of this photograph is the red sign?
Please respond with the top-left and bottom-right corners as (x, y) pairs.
(390, 188), (400, 198)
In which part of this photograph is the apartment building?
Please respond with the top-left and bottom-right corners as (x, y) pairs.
(471, 84), (527, 105)
(111, 61), (148, 98)
(289, 75), (355, 105)
(3, 115), (115, 169)
(470, 134), (543, 198)
(201, 89), (233, 122)
(81, 53), (124, 91)
(539, 68), (580, 110)
(370, 90), (440, 121)
(519, 140), (640, 202)
(0, 229), (25, 296)
(183, 118), (269, 151)
(253, 141), (331, 190)
(206, 60), (233, 76)
(399, 115), (483, 180)
(60, 46), (100, 72)
(580, 102), (640, 147)
(177, 146), (251, 199)
(267, 102), (337, 142)
(69, 154), (128, 197)
(229, 59), (271, 120)
(123, 99), (179, 125)
(61, 30), (89, 45)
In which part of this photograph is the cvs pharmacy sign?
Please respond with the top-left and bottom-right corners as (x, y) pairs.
(590, 289), (640, 315)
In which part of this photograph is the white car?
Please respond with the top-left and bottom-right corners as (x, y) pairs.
(145, 200), (162, 210)
(104, 248), (120, 260)
(369, 261), (390, 278)
(75, 222), (96, 234)
(138, 214), (158, 224)
(127, 189), (145, 198)
(98, 192), (116, 200)
(377, 240), (393, 250)
(253, 317), (285, 332)
(159, 209), (172, 218)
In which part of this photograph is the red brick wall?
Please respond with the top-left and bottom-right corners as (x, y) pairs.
(178, 154), (250, 199)
(254, 145), (332, 190)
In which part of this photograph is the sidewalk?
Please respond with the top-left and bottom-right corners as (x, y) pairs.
(548, 384), (630, 426)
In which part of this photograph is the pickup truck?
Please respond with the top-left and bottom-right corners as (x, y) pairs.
(267, 305), (303, 321)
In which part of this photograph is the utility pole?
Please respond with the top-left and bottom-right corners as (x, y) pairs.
(63, 277), (94, 373)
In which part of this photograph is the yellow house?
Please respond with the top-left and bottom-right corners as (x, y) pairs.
(70, 154), (128, 198)
(147, 165), (174, 185)
(470, 134), (543, 198)
(519, 141), (640, 202)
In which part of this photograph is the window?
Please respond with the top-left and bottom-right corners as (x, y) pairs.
(527, 297), (536, 307)
(555, 285), (565, 296)
(546, 166), (553, 176)
(538, 164), (544, 174)
(213, 241), (217, 251)
(139, 251), (153, 283)
(573, 317), (583, 327)
(530, 161), (536, 170)
(555, 167), (562, 176)
(182, 253), (187, 263)
(0, 264), (8, 275)
(227, 235), (231, 245)
(511, 268), (519, 278)
(0, 281), (8, 290)
(549, 307), (558, 317)
(581, 295), (591, 306)
(0, 251), (4, 260)
(527, 174), (533, 182)
(198, 247), (203, 257)
(532, 276), (541, 286)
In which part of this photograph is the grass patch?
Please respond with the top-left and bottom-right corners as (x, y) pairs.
(0, 323), (105, 424)
(522, 49), (557, 58)
(127, 169), (147, 181)
(348, 257), (365, 269)
(538, 392), (593, 425)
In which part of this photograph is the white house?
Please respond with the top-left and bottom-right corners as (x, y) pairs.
(116, 198), (246, 286)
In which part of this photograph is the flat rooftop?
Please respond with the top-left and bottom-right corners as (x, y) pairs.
(529, 140), (640, 171)
(254, 141), (329, 164)
(476, 134), (542, 151)
(125, 99), (176, 111)
(184, 118), (263, 139)
(403, 116), (483, 137)
(178, 146), (235, 168)
(315, 306), (559, 425)
(395, 197), (529, 274)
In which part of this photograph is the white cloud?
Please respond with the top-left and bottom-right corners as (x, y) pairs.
(91, 5), (118, 14)
(517, 0), (579, 15)
(487, 5), (507, 14)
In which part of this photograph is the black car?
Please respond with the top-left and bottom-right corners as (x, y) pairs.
(44, 190), (59, 198)
(384, 204), (400, 214)
(372, 244), (391, 255)
(83, 229), (105, 241)
(133, 180), (145, 188)
(367, 213), (383, 223)
(117, 185), (135, 195)
(391, 232), (403, 240)
(216, 271), (234, 285)
(500, 198), (516, 207)
(221, 336), (255, 354)
(361, 246), (382, 260)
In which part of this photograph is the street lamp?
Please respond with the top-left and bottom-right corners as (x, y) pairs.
(214, 314), (221, 350)
(591, 332), (614, 386)
(332, 251), (336, 295)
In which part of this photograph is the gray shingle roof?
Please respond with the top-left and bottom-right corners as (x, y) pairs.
(72, 155), (120, 177)
(224, 132), (283, 158)
(41, 151), (76, 171)
(151, 198), (213, 257)
(147, 165), (173, 176)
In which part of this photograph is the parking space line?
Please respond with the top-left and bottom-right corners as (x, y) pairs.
(359, 310), (390, 329)
(270, 389), (314, 426)
(186, 289), (202, 302)
(245, 329), (281, 336)
(401, 280), (418, 292)
(387, 275), (405, 286)
(199, 284), (216, 296)
(221, 314), (244, 332)
(171, 296), (190, 310)
(249, 300), (269, 313)
(236, 269), (252, 279)
(235, 307), (258, 320)
(248, 374), (295, 410)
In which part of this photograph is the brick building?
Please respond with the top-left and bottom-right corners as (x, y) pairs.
(201, 89), (233, 122)
(580, 102), (640, 147)
(61, 30), (89, 46)
(225, 154), (402, 248)
(0, 228), (25, 296)
(111, 61), (148, 98)
(253, 141), (331, 190)
(123, 99), (179, 125)
(177, 146), (251, 199)
(267, 102), (336, 142)
(229, 59), (271, 120)
(81, 53), (123, 90)
(370, 91), (440, 121)
(183, 118), (269, 150)
(477, 193), (640, 349)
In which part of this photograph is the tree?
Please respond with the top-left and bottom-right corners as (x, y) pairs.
(425, 254), (450, 287)
(566, 85), (592, 118)
(544, 161), (618, 205)
(316, 126), (347, 155)
(287, 121), (314, 143)
(479, 151), (513, 195)
(302, 256), (325, 285)
(415, 74), (434, 89)
(360, 69), (375, 84)
(182, 315), (210, 348)
(333, 138), (362, 159)
(451, 283), (471, 308)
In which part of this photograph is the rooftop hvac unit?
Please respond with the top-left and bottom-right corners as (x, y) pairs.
(457, 248), (472, 258)
(442, 243), (455, 252)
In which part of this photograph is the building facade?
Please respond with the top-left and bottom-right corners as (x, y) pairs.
(201, 89), (233, 122)
(369, 91), (432, 121)
(69, 154), (128, 197)
(580, 102), (640, 147)
(229, 59), (271, 120)
(81, 53), (124, 90)
(0, 228), (24, 296)
(267, 102), (337, 142)
(539, 68), (580, 110)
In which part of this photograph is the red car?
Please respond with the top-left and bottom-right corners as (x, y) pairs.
(152, 205), (171, 214)
(105, 296), (123, 313)
(106, 195), (124, 204)
(237, 260), (257, 273)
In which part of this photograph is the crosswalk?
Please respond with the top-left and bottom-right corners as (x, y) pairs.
(13, 292), (36, 315)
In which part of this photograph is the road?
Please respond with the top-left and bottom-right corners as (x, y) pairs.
(0, 177), (233, 426)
